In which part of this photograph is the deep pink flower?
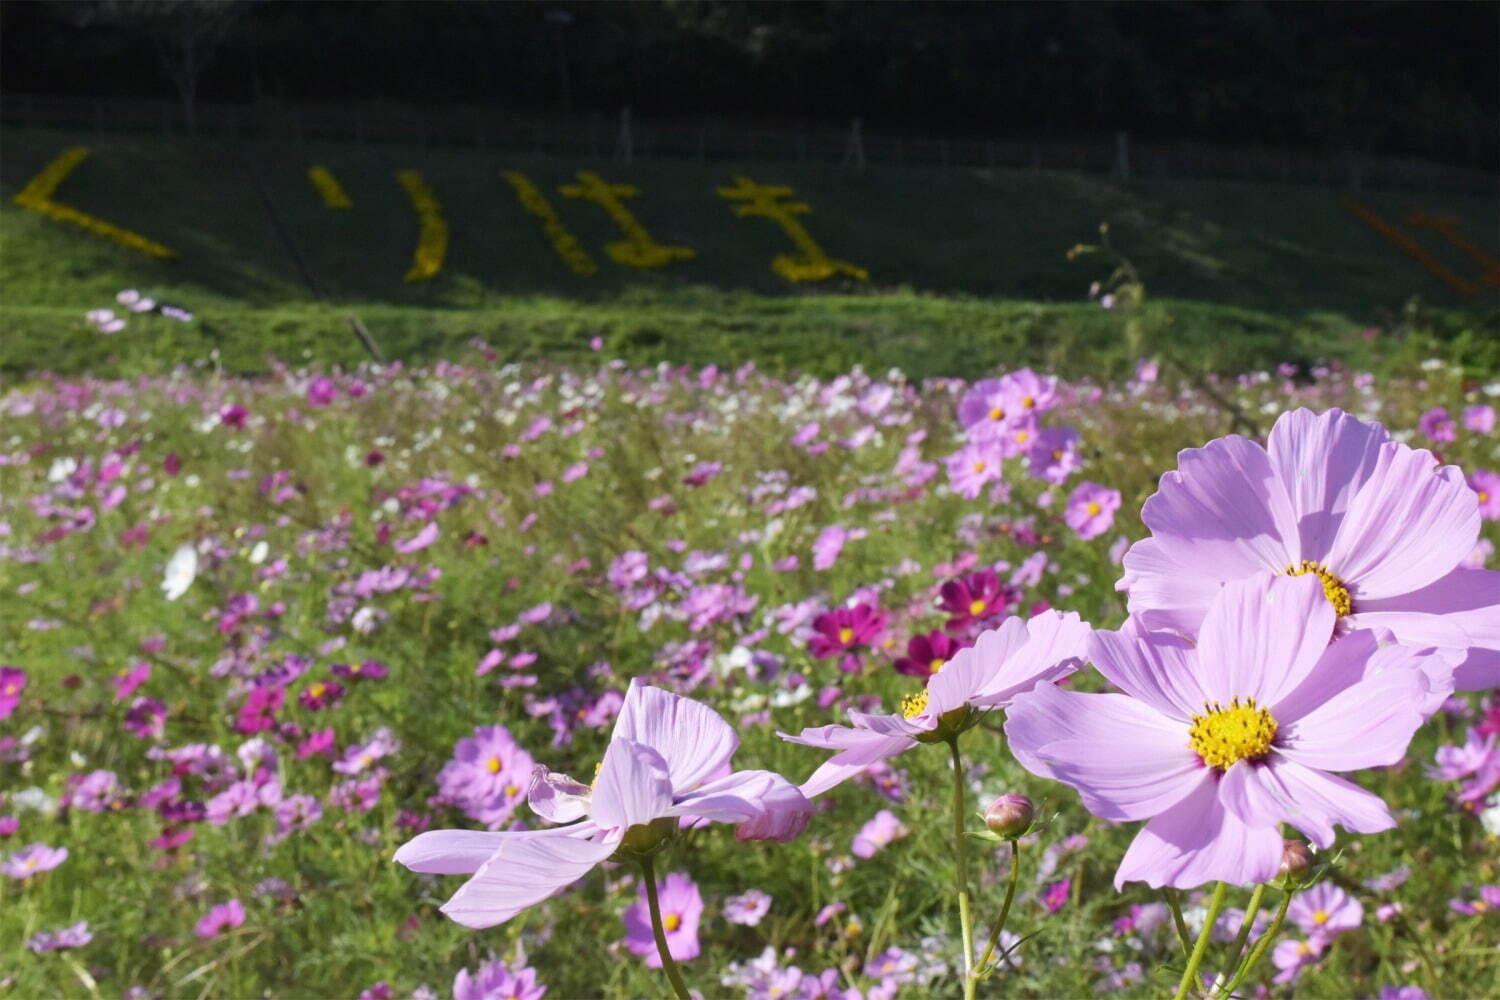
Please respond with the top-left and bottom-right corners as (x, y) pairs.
(1119, 408), (1497, 689)
(195, 899), (246, 939)
(306, 377), (338, 407)
(219, 405), (248, 429)
(892, 630), (968, 678)
(785, 611), (1090, 797)
(298, 679), (345, 712)
(938, 570), (1016, 632)
(1006, 574), (1449, 889)
(124, 697), (168, 740)
(111, 661), (150, 701)
(1064, 482), (1121, 540)
(808, 604), (887, 663)
(0, 666), (27, 719)
(394, 680), (809, 928)
(235, 685), (284, 734)
(331, 659), (389, 681)
(622, 872), (703, 968)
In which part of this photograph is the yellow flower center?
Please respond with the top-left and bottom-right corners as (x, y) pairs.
(1313, 910), (1328, 924)
(1188, 697), (1278, 769)
(1015, 430), (1030, 445)
(1086, 501), (1101, 516)
(505, 784), (519, 797)
(1052, 449), (1064, 460)
(929, 658), (945, 673)
(2, 684), (15, 696)
(972, 460), (987, 473)
(486, 756), (502, 774)
(1479, 491), (1490, 503)
(349, 663), (362, 673)
(968, 599), (986, 616)
(1022, 395), (1036, 409)
(310, 683), (327, 699)
(901, 690), (929, 719)
(1285, 560), (1353, 617)
(1476, 900), (1489, 912)
(838, 627), (854, 644)
(988, 407), (1005, 421)
(664, 913), (682, 932)
(1297, 941), (1313, 956)
(23, 858), (38, 870)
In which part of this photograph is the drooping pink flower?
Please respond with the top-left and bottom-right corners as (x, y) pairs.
(194, 899), (246, 939)
(1006, 574), (1449, 890)
(1118, 408), (1497, 690)
(394, 680), (809, 928)
(621, 872), (703, 968)
(851, 809), (908, 858)
(785, 611), (1090, 797)
(0, 666), (27, 719)
(1064, 482), (1121, 540)
(1289, 882), (1363, 939)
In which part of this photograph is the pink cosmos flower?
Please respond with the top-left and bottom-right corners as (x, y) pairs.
(3, 842), (68, 878)
(892, 630), (968, 678)
(306, 377), (338, 407)
(219, 405), (248, 429)
(957, 378), (1016, 437)
(1027, 426), (1082, 484)
(723, 888), (772, 926)
(1449, 885), (1500, 915)
(851, 809), (908, 858)
(453, 959), (548, 1000)
(622, 872), (703, 967)
(1272, 937), (1325, 984)
(1118, 408), (1498, 690)
(436, 725), (535, 830)
(1006, 574), (1448, 890)
(812, 525), (848, 570)
(26, 921), (92, 953)
(393, 680), (809, 928)
(1289, 882), (1363, 939)
(111, 661), (150, 701)
(1064, 482), (1120, 540)
(1464, 404), (1495, 434)
(784, 610), (1090, 797)
(1418, 407), (1456, 444)
(1470, 469), (1500, 520)
(945, 442), (1004, 500)
(0, 666), (27, 718)
(938, 569), (1016, 632)
(195, 898), (246, 939)
(298, 679), (344, 711)
(808, 604), (887, 671)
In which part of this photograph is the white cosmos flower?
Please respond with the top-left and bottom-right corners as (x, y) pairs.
(162, 544), (198, 601)
(248, 541), (269, 565)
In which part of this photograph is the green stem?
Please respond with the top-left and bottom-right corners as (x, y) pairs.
(1174, 881), (1228, 1000)
(949, 739), (976, 1000)
(1219, 888), (1293, 998)
(973, 838), (1022, 978)
(1164, 888), (1193, 957)
(1218, 882), (1266, 992)
(640, 856), (692, 1000)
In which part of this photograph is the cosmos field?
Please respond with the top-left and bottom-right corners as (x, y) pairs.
(1, 331), (1498, 999)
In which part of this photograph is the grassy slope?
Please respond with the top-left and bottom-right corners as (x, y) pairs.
(1, 127), (1496, 379)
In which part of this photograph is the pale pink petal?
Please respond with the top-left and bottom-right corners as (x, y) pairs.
(782, 726), (916, 798)
(1043, 737), (1208, 822)
(970, 610), (1091, 707)
(843, 710), (926, 738)
(439, 829), (615, 928)
(1005, 681), (1189, 789)
(1277, 668), (1425, 772)
(590, 739), (673, 832)
(1269, 628), (1383, 724)
(526, 766), (591, 825)
(927, 616), (1028, 714)
(666, 769), (809, 824)
(1266, 408), (1388, 563)
(1118, 537), (1221, 636)
(612, 679), (738, 792)
(1220, 757), (1393, 849)
(1353, 568), (1500, 691)
(1454, 647), (1500, 692)
(393, 829), (508, 874)
(1087, 624), (1205, 721)
(1137, 435), (1299, 588)
(1196, 574), (1333, 706)
(1327, 448), (1478, 600)
(1114, 776), (1282, 890)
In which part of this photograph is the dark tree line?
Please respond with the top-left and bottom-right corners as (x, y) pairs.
(2, 0), (1495, 168)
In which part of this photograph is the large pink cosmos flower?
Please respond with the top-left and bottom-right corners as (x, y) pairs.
(1119, 408), (1498, 689)
(393, 680), (808, 928)
(782, 611), (1090, 798)
(1006, 574), (1449, 890)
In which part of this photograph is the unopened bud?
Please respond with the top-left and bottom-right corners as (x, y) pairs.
(1278, 839), (1311, 879)
(983, 794), (1034, 839)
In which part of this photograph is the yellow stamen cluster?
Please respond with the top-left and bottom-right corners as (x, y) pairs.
(1285, 560), (1354, 617)
(968, 598), (987, 616)
(486, 756), (503, 774)
(838, 627), (854, 644)
(309, 683), (327, 699)
(972, 460), (987, 474)
(1022, 395), (1036, 409)
(1313, 910), (1329, 924)
(1086, 501), (1102, 517)
(988, 407), (1005, 422)
(664, 913), (682, 932)
(929, 658), (946, 674)
(900, 690), (930, 719)
(1188, 697), (1278, 769)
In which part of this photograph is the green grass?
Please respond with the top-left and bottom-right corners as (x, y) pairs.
(2, 127), (1496, 380)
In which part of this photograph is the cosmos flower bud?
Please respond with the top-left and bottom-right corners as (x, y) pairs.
(1278, 839), (1312, 880)
(983, 794), (1034, 839)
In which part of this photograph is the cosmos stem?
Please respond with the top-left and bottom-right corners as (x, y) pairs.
(1164, 888), (1193, 957)
(949, 738), (977, 1000)
(973, 837), (1022, 979)
(1218, 888), (1294, 998)
(639, 855), (692, 1000)
(1174, 881), (1227, 1000)
(1218, 881), (1267, 993)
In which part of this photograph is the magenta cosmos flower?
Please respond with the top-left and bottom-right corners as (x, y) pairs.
(393, 680), (808, 928)
(783, 610), (1090, 797)
(1119, 408), (1498, 690)
(622, 871), (703, 967)
(808, 604), (887, 671)
(0, 666), (27, 719)
(1006, 574), (1448, 889)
